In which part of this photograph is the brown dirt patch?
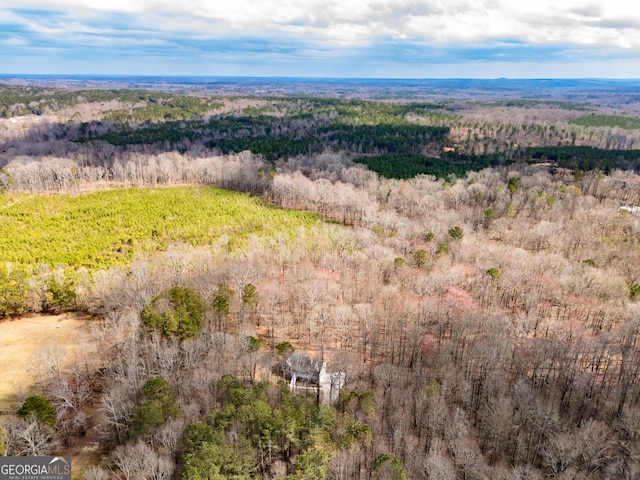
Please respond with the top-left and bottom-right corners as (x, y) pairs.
(0, 313), (99, 412)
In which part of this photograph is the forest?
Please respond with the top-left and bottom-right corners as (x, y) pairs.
(1, 78), (640, 480)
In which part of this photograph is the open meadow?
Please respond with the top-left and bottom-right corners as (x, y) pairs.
(0, 314), (98, 411)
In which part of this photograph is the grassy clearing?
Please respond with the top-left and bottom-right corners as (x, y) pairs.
(0, 314), (98, 411)
(0, 186), (322, 270)
(0, 313), (102, 477)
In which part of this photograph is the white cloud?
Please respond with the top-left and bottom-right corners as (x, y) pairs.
(1, 0), (639, 77)
(3, 0), (639, 49)
(0, 36), (28, 46)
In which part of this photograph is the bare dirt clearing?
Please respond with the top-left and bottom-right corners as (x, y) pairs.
(0, 313), (99, 411)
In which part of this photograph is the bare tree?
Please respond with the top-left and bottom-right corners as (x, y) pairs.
(6, 415), (56, 456)
(100, 382), (136, 444)
(424, 438), (457, 480)
(541, 430), (579, 477)
(327, 449), (361, 480)
(227, 262), (258, 333)
(83, 466), (110, 480)
(110, 441), (174, 480)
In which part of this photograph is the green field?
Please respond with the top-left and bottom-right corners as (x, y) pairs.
(570, 114), (640, 129)
(0, 186), (321, 270)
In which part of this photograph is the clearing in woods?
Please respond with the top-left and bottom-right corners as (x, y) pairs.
(0, 314), (99, 412)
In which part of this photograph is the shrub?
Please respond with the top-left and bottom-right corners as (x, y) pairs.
(448, 226), (464, 241)
(436, 242), (450, 256)
(276, 341), (295, 355)
(17, 396), (56, 427)
(393, 257), (407, 268)
(0, 264), (29, 318)
(414, 249), (428, 267)
(141, 286), (206, 339)
(486, 268), (502, 281)
(245, 336), (263, 353)
(130, 377), (180, 440)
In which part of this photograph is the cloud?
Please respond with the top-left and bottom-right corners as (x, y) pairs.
(3, 0), (639, 47)
(0, 0), (638, 76)
(0, 36), (28, 46)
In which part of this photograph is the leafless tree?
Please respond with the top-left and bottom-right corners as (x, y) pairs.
(424, 438), (457, 480)
(327, 448), (361, 480)
(110, 441), (174, 480)
(5, 415), (56, 456)
(82, 466), (110, 480)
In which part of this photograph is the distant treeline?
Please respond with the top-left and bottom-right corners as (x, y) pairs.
(355, 147), (640, 180)
(0, 86), (221, 119)
(68, 120), (640, 179)
(354, 153), (503, 179)
(570, 114), (640, 129)
(78, 116), (450, 161)
(525, 146), (640, 172)
(5, 85), (640, 179)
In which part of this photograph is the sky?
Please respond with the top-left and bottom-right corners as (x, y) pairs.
(1, 0), (639, 78)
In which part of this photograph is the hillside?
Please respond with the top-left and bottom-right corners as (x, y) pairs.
(2, 80), (640, 480)
(0, 187), (320, 269)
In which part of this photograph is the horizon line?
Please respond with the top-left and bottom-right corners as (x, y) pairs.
(1, 74), (640, 82)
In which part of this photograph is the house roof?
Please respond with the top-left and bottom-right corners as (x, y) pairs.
(286, 353), (324, 379)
